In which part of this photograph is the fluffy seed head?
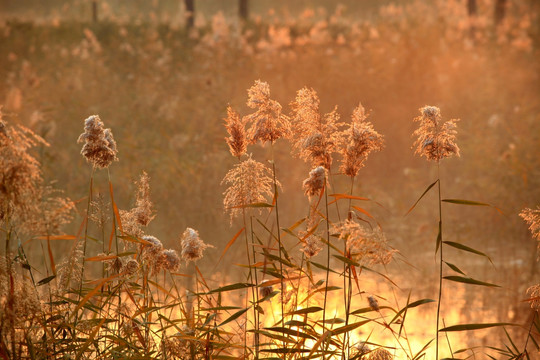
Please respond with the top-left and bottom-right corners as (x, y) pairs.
(413, 106), (459, 162)
(77, 115), (118, 169)
(0, 117), (47, 219)
(333, 219), (395, 265)
(245, 80), (290, 144)
(527, 284), (540, 311)
(221, 156), (276, 222)
(302, 166), (326, 198)
(356, 341), (372, 355)
(181, 228), (213, 262)
(300, 234), (322, 258)
(368, 296), (380, 311)
(520, 207), (540, 254)
(369, 348), (393, 360)
(340, 103), (384, 177)
(133, 171), (155, 226)
(224, 106), (247, 159)
(162, 249), (181, 271)
(142, 235), (163, 260)
(122, 259), (139, 276)
(291, 87), (344, 169)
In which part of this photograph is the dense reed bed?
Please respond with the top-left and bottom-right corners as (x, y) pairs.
(1, 0), (540, 358)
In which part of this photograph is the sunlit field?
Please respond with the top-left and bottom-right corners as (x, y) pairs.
(1, 0), (539, 359)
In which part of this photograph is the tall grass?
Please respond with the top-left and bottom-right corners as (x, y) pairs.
(2, 76), (539, 359)
(1, 2), (540, 357)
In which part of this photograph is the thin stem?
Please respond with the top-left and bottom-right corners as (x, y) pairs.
(435, 161), (443, 360)
(270, 143), (285, 346)
(342, 176), (355, 360)
(241, 209), (256, 350)
(522, 311), (537, 356)
(249, 215), (260, 359)
(322, 180), (331, 356)
(76, 167), (94, 326)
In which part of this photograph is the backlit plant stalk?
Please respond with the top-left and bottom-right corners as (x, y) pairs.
(412, 106), (459, 359)
(76, 114), (118, 329)
(224, 105), (261, 356)
(244, 80), (290, 342)
(338, 103), (384, 359)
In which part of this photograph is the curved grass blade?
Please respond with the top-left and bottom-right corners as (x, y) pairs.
(444, 261), (467, 276)
(333, 254), (360, 267)
(265, 327), (316, 340)
(37, 275), (56, 286)
(443, 276), (500, 287)
(328, 193), (370, 205)
(442, 199), (490, 206)
(440, 323), (516, 332)
(216, 227), (245, 267)
(412, 339), (434, 360)
(435, 220), (442, 255)
(289, 306), (323, 315)
(331, 320), (370, 335)
(218, 308), (249, 327)
(443, 241), (493, 264)
(390, 299), (436, 324)
(406, 180), (438, 216)
(208, 282), (253, 294)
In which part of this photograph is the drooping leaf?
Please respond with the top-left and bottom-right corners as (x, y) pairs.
(406, 180), (438, 215)
(333, 254), (359, 267)
(37, 275), (56, 286)
(288, 307), (323, 315)
(390, 299), (436, 324)
(443, 241), (493, 264)
(440, 323), (516, 332)
(208, 282), (254, 294)
(217, 227), (245, 266)
(331, 320), (370, 335)
(444, 261), (467, 276)
(328, 193), (370, 205)
(443, 276), (500, 287)
(442, 199), (491, 207)
(435, 221), (442, 255)
(218, 308), (249, 327)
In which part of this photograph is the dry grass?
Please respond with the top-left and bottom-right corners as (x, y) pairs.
(1, 1), (540, 358)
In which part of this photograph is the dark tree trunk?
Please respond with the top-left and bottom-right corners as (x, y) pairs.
(494, 0), (508, 26)
(92, 0), (98, 23)
(184, 0), (195, 29)
(467, 0), (477, 16)
(239, 0), (249, 21)
(467, 0), (477, 37)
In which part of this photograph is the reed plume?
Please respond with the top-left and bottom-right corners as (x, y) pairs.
(369, 348), (394, 360)
(56, 241), (84, 295)
(520, 207), (540, 253)
(221, 155), (276, 222)
(290, 87), (344, 169)
(0, 113), (47, 218)
(526, 284), (540, 311)
(77, 115), (118, 169)
(300, 234), (323, 258)
(141, 235), (164, 274)
(413, 106), (459, 161)
(302, 166), (326, 198)
(224, 106), (247, 159)
(245, 80), (290, 144)
(333, 219), (395, 265)
(120, 171), (155, 238)
(340, 103), (384, 177)
(181, 227), (212, 262)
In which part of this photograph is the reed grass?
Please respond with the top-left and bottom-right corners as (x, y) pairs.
(0, 4), (539, 357)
